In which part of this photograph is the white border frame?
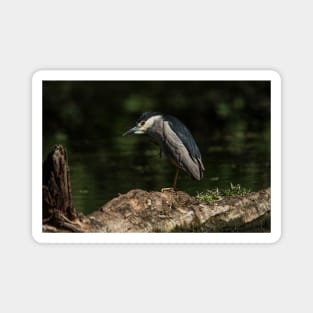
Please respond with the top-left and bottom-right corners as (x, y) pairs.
(32, 70), (281, 244)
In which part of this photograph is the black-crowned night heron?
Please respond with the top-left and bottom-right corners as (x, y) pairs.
(123, 112), (205, 189)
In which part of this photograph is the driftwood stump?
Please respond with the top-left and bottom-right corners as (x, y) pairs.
(42, 145), (82, 232)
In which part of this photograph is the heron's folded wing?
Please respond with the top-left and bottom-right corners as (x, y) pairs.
(163, 120), (203, 180)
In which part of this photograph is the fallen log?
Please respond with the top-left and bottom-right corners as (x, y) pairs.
(88, 188), (270, 233)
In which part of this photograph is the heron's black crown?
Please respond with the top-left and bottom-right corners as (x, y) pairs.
(136, 112), (161, 124)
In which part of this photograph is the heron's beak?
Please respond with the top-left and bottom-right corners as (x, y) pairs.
(123, 126), (138, 136)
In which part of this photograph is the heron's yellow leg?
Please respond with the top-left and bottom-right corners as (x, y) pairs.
(161, 168), (180, 192)
(173, 168), (180, 190)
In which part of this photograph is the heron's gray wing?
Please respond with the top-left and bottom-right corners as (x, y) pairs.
(162, 119), (204, 180)
(165, 116), (205, 171)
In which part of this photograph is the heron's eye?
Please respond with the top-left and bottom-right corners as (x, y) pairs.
(140, 121), (145, 126)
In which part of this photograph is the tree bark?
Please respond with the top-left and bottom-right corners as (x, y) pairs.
(88, 188), (271, 233)
(42, 145), (79, 229)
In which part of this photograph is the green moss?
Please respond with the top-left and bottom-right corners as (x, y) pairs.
(196, 183), (251, 203)
(196, 189), (223, 203)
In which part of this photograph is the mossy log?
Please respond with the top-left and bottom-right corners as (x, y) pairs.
(88, 188), (270, 233)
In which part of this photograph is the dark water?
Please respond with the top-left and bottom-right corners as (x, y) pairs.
(44, 131), (270, 214)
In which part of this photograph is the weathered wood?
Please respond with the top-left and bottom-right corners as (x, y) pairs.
(88, 188), (271, 233)
(42, 145), (81, 231)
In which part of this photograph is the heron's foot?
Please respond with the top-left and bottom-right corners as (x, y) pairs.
(161, 187), (177, 193)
